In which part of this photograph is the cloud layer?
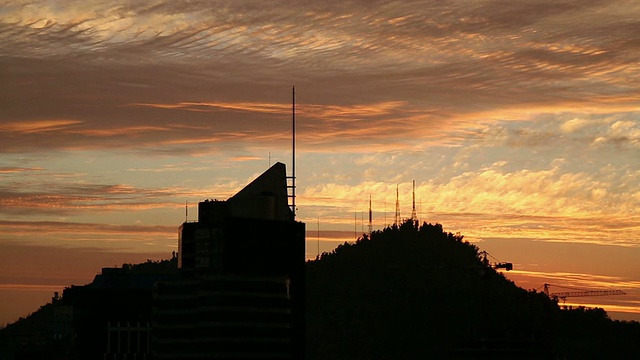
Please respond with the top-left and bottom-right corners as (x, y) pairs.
(3, 0), (639, 251)
(1, 0), (639, 322)
(2, 0), (639, 153)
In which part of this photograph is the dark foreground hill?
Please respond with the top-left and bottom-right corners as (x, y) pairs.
(305, 220), (640, 359)
(2, 221), (639, 359)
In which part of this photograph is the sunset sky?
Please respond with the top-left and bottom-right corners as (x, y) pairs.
(1, 0), (640, 325)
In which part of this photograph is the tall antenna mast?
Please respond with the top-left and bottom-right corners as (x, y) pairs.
(395, 184), (400, 226)
(411, 180), (417, 221)
(292, 86), (296, 219)
(368, 194), (373, 236)
(287, 86), (297, 219)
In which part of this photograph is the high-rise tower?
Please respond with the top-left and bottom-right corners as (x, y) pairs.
(164, 162), (305, 359)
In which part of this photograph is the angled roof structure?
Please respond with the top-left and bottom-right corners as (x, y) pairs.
(228, 162), (293, 221)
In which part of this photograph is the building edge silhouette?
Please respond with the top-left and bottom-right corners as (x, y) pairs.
(155, 161), (305, 359)
(58, 162), (305, 359)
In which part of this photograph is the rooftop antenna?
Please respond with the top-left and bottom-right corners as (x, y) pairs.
(394, 184), (400, 226)
(185, 201), (188, 222)
(368, 194), (373, 236)
(287, 86), (297, 219)
(411, 180), (417, 221)
(292, 86), (295, 218)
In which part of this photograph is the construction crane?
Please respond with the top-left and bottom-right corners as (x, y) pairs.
(479, 251), (513, 271)
(543, 283), (626, 304)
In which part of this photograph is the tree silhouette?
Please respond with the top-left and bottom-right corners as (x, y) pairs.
(306, 219), (640, 359)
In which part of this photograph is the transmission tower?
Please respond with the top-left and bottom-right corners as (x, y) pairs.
(411, 180), (417, 221)
(394, 184), (400, 226)
(368, 194), (373, 236)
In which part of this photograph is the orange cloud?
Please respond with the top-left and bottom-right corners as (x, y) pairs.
(0, 119), (81, 133)
(71, 125), (172, 136)
(0, 166), (44, 173)
(132, 101), (290, 114)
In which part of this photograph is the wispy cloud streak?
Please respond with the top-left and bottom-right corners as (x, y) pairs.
(2, 0), (639, 153)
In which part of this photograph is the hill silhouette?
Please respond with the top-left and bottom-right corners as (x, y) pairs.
(2, 222), (640, 359)
(0, 258), (177, 358)
(305, 219), (640, 359)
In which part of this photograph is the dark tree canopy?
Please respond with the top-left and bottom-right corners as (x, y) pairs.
(306, 219), (640, 359)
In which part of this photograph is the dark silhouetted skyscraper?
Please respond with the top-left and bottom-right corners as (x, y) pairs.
(155, 162), (305, 359)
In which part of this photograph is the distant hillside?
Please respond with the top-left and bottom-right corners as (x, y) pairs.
(305, 220), (640, 359)
(0, 258), (177, 332)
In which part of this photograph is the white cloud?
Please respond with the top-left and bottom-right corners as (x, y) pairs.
(561, 117), (589, 133)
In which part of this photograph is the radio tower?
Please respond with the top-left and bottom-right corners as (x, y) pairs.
(411, 180), (417, 221)
(368, 194), (373, 236)
(394, 184), (400, 226)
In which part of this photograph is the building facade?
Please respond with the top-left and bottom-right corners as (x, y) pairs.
(154, 162), (305, 359)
